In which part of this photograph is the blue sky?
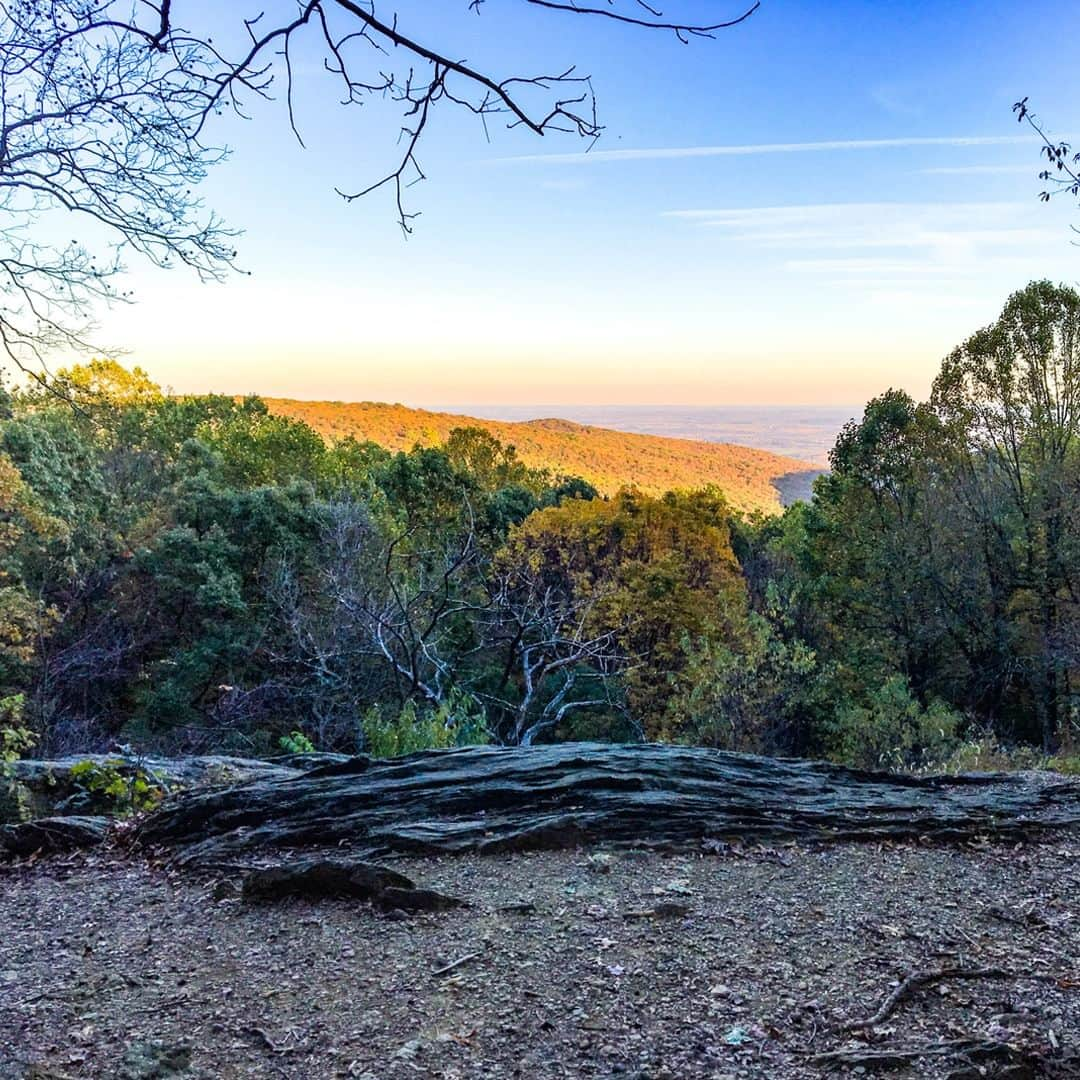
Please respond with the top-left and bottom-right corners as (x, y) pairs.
(99, 0), (1080, 406)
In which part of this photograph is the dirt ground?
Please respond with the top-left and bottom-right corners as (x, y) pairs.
(2, 836), (1078, 1079)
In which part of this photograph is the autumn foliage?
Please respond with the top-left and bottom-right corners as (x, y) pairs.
(2, 283), (1080, 773)
(262, 400), (813, 515)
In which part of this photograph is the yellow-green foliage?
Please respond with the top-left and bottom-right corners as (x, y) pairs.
(68, 759), (166, 815)
(263, 398), (813, 514)
(55, 358), (163, 407)
(825, 676), (962, 772)
(0, 695), (34, 765)
(279, 730), (316, 754)
(362, 695), (489, 758)
(0, 694), (35, 822)
(501, 489), (751, 738)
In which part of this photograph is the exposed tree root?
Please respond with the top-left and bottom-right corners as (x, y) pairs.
(835, 966), (1015, 1034)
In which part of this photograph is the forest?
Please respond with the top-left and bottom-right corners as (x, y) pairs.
(2, 279), (1078, 776)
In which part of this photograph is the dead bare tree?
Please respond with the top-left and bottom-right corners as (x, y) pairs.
(266, 500), (401, 745)
(483, 557), (629, 746)
(266, 497), (488, 742)
(267, 496), (632, 747)
(0, 0), (758, 372)
(346, 506), (486, 708)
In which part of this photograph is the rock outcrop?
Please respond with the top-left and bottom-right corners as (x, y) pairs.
(135, 743), (1080, 866)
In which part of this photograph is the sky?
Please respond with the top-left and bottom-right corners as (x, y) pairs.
(93, 0), (1080, 407)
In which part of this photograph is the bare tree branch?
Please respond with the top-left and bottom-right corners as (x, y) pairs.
(524, 0), (760, 41)
(0, 0), (758, 363)
(1013, 97), (1080, 239)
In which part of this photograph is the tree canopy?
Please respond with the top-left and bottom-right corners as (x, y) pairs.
(1, 283), (1079, 773)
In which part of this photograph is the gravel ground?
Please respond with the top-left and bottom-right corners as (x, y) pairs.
(2, 836), (1078, 1079)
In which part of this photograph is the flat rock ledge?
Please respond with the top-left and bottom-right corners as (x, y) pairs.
(134, 742), (1080, 867)
(1, 814), (112, 858)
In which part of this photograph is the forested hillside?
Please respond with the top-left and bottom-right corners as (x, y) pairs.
(263, 399), (817, 514)
(0, 282), (1078, 775)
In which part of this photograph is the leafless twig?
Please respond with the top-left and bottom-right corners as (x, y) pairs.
(833, 966), (1013, 1034)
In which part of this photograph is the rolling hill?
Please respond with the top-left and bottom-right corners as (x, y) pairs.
(264, 399), (821, 514)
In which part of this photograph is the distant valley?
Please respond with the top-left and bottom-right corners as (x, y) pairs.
(264, 399), (825, 514)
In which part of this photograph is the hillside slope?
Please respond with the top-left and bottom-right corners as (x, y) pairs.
(264, 399), (820, 513)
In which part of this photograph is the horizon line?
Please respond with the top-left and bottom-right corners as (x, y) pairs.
(250, 396), (865, 410)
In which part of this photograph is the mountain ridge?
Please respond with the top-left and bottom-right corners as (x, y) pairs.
(263, 398), (822, 513)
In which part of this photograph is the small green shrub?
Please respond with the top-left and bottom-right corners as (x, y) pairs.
(1048, 754), (1080, 776)
(67, 759), (166, 816)
(824, 675), (962, 772)
(669, 613), (817, 752)
(362, 691), (489, 758)
(278, 730), (316, 754)
(1, 694), (35, 823)
(0, 694), (34, 765)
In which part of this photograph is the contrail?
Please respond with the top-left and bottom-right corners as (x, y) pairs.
(496, 135), (1040, 165)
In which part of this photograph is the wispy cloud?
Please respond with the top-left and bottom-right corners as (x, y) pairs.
(870, 83), (926, 119)
(498, 135), (1035, 166)
(665, 201), (1032, 240)
(920, 164), (1032, 175)
(538, 177), (588, 191)
(663, 201), (1057, 282)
